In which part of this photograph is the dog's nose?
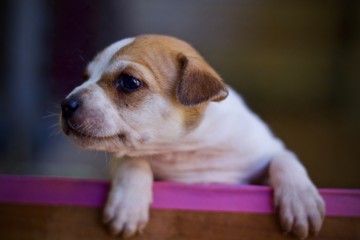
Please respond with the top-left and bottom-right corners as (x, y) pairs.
(61, 97), (80, 118)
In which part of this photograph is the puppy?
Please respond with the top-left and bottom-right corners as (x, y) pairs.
(60, 35), (325, 239)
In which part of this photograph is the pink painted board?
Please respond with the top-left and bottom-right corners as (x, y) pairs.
(0, 175), (359, 217)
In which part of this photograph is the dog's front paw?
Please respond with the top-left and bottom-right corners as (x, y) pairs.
(103, 188), (151, 238)
(274, 183), (325, 239)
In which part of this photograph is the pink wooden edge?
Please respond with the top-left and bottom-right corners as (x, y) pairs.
(0, 175), (359, 217)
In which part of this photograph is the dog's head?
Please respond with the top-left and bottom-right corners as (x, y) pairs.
(60, 35), (228, 153)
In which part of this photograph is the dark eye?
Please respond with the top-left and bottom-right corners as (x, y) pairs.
(115, 74), (142, 93)
(82, 73), (89, 82)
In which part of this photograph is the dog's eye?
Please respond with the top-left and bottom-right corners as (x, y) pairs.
(115, 74), (142, 93)
(82, 72), (90, 82)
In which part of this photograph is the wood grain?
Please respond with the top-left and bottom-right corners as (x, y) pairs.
(0, 204), (358, 240)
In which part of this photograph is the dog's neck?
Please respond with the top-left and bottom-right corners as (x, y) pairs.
(113, 89), (248, 158)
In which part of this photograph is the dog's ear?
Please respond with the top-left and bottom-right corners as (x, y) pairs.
(176, 53), (228, 107)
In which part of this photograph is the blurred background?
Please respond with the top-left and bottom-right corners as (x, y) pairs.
(0, 0), (359, 188)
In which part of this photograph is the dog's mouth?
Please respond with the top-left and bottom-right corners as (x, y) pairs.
(60, 119), (134, 153)
(61, 119), (124, 141)
(69, 127), (119, 140)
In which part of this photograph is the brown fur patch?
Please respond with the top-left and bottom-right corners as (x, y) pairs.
(182, 105), (205, 131)
(176, 53), (228, 107)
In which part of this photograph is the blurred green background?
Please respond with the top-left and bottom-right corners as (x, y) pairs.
(0, 0), (359, 188)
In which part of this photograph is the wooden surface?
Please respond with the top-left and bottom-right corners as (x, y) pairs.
(0, 204), (358, 240)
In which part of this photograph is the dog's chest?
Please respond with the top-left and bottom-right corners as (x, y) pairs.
(148, 149), (262, 184)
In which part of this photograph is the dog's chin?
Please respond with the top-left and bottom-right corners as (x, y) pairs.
(61, 122), (132, 153)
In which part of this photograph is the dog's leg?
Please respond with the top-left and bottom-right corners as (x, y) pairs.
(269, 151), (325, 239)
(103, 156), (153, 238)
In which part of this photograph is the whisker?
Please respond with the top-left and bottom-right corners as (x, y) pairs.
(43, 112), (60, 119)
(76, 48), (88, 63)
(102, 152), (111, 174)
(49, 122), (60, 129)
(52, 105), (61, 110)
(50, 127), (62, 137)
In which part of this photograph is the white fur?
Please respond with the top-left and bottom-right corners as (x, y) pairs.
(113, 88), (284, 183)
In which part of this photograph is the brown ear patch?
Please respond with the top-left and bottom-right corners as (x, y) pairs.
(176, 53), (228, 107)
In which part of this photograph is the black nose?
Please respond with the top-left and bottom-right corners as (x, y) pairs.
(61, 97), (80, 118)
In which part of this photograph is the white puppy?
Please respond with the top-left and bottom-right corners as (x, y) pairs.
(60, 35), (325, 239)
